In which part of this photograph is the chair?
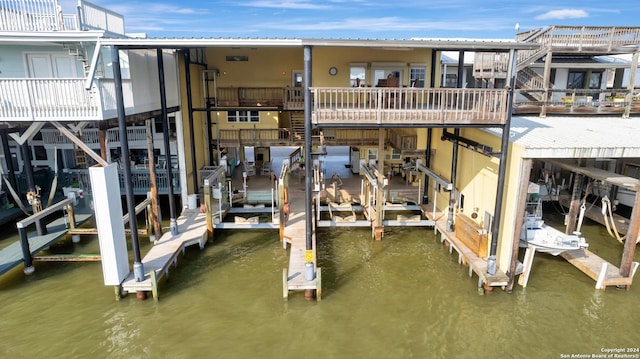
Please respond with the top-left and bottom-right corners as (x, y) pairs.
(261, 161), (271, 176)
(243, 161), (256, 176)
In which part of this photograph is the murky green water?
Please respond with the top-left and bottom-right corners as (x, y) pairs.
(1, 209), (639, 358)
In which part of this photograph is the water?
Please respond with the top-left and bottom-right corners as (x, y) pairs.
(1, 213), (639, 358)
(2, 147), (640, 358)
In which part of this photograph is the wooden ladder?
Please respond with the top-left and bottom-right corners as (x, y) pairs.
(73, 143), (88, 169)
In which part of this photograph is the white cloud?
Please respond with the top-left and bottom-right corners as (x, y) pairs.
(240, 1), (332, 10)
(535, 9), (589, 20)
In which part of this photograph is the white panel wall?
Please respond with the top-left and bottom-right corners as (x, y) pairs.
(89, 163), (130, 285)
(127, 49), (180, 115)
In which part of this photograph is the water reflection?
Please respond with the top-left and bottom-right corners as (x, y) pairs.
(0, 210), (638, 358)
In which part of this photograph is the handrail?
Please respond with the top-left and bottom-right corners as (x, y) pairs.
(17, 198), (73, 229)
(311, 87), (508, 125)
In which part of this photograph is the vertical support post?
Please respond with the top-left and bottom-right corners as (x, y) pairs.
(303, 45), (314, 278)
(423, 128), (432, 204)
(205, 99), (214, 166)
(145, 119), (162, 239)
(541, 51), (553, 117)
(184, 49), (199, 195)
(157, 48), (178, 235)
(66, 203), (76, 229)
(20, 142), (45, 235)
(623, 50), (639, 119)
(1, 129), (18, 200)
(446, 128), (459, 232)
(98, 127), (108, 160)
(566, 169), (584, 235)
(112, 46), (144, 281)
(18, 227), (34, 274)
(488, 49), (518, 275)
(374, 128), (385, 240)
(278, 179), (286, 242)
(507, 158), (532, 291)
(204, 182), (213, 238)
(619, 191), (640, 283)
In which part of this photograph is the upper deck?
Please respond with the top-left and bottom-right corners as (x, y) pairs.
(0, 0), (124, 35)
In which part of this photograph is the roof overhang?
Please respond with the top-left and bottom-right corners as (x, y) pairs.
(0, 31), (105, 44)
(484, 115), (640, 159)
(98, 37), (539, 52)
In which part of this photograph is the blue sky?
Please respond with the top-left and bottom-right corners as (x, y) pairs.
(62, 0), (637, 39)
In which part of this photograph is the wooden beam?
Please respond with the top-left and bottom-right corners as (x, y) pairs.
(566, 172), (584, 235)
(546, 159), (640, 192)
(51, 121), (109, 167)
(508, 158), (532, 291)
(620, 192), (640, 280)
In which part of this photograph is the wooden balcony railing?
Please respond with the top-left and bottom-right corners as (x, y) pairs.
(217, 128), (385, 147)
(0, 0), (124, 34)
(514, 88), (640, 116)
(475, 26), (640, 77)
(0, 78), (136, 122)
(311, 87), (508, 126)
(218, 129), (290, 147)
(216, 87), (285, 107)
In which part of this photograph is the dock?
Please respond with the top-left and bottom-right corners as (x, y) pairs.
(560, 248), (639, 289)
(0, 212), (93, 275)
(283, 188), (321, 300)
(424, 209), (509, 291)
(120, 208), (208, 300)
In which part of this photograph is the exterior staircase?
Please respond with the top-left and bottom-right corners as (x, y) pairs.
(291, 113), (305, 141)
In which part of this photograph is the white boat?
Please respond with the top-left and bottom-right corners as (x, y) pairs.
(520, 215), (589, 256)
(520, 183), (589, 256)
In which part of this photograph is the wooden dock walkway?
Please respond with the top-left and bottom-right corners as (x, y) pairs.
(0, 212), (93, 275)
(560, 248), (639, 289)
(283, 189), (320, 300)
(120, 208), (208, 300)
(424, 209), (509, 291)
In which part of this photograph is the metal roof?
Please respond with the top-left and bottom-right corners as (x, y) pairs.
(485, 115), (640, 159)
(98, 36), (539, 51)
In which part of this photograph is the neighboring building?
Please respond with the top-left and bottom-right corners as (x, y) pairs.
(0, 0), (182, 208)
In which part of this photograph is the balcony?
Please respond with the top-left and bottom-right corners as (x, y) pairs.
(0, 0), (124, 34)
(217, 127), (414, 151)
(0, 78), (135, 122)
(214, 87), (304, 110)
(514, 88), (640, 116)
(311, 87), (508, 126)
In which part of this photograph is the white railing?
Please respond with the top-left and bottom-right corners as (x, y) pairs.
(0, 0), (70, 31)
(311, 87), (508, 126)
(0, 0), (125, 33)
(0, 78), (103, 121)
(41, 127), (101, 145)
(106, 126), (147, 145)
(78, 0), (124, 35)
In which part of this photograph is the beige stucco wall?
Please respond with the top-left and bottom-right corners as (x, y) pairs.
(426, 127), (527, 272)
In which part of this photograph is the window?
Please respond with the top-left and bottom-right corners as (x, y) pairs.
(228, 110), (259, 123)
(367, 148), (378, 160)
(567, 71), (586, 89)
(410, 67), (426, 87)
(154, 116), (176, 134)
(589, 72), (603, 89)
(350, 66), (366, 87)
(391, 148), (402, 160)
